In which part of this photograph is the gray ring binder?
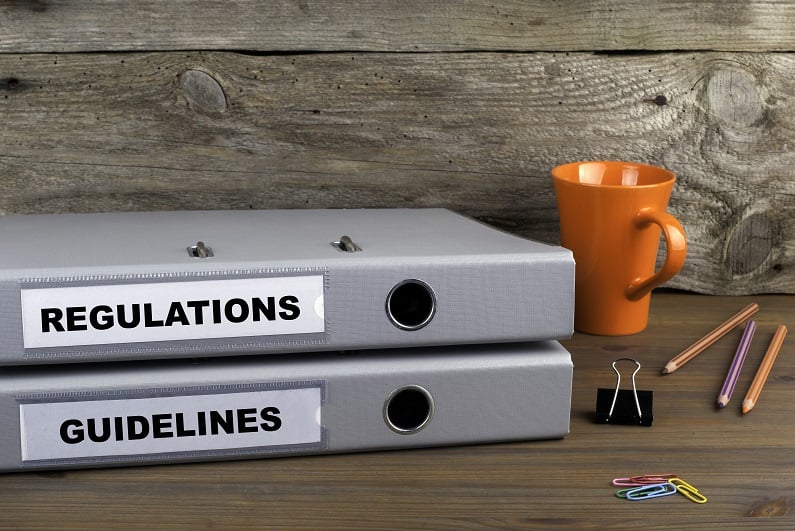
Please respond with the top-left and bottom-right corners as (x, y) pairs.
(0, 209), (574, 365)
(1, 341), (573, 472)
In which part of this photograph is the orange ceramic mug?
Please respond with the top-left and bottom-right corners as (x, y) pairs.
(551, 161), (687, 335)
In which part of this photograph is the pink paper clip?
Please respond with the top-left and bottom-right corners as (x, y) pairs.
(612, 474), (678, 487)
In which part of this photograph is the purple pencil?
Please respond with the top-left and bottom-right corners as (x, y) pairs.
(717, 320), (757, 409)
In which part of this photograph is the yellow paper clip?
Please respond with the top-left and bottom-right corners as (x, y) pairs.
(669, 478), (707, 504)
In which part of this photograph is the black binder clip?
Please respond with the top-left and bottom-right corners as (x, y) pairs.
(596, 358), (653, 426)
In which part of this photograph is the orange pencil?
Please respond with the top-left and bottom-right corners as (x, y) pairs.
(662, 303), (759, 375)
(742, 324), (788, 414)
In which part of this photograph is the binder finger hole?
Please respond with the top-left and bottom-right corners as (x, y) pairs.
(384, 385), (434, 434)
(386, 279), (436, 331)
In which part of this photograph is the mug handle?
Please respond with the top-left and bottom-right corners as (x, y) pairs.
(626, 208), (687, 301)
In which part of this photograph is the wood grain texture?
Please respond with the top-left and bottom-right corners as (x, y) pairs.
(1, 0), (794, 53)
(0, 293), (792, 529)
(1, 51), (793, 294)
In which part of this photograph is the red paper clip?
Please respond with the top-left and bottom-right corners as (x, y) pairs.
(612, 474), (678, 487)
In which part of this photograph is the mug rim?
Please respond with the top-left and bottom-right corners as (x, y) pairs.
(551, 160), (676, 188)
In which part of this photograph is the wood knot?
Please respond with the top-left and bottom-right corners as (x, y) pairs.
(725, 211), (773, 276)
(706, 67), (764, 127)
(2, 77), (23, 92)
(746, 496), (791, 517)
(180, 69), (227, 114)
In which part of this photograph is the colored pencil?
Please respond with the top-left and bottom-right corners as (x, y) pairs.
(742, 324), (788, 414)
(717, 320), (756, 408)
(662, 303), (759, 375)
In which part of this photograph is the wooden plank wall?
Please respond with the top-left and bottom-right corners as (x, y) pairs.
(1, 1), (793, 294)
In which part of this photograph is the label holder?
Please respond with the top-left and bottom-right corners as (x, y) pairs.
(19, 268), (329, 359)
(17, 380), (327, 467)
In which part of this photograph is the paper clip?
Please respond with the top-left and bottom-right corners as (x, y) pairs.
(612, 474), (678, 487)
(616, 482), (677, 501)
(669, 478), (708, 504)
(596, 358), (653, 426)
(614, 487), (637, 499)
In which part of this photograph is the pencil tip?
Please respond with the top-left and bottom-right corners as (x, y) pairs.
(717, 401), (726, 409)
(742, 400), (753, 414)
(661, 363), (675, 375)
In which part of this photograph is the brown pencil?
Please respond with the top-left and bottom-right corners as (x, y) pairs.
(662, 303), (759, 375)
(742, 324), (788, 414)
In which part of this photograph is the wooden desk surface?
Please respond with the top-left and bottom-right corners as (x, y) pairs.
(1, 293), (792, 529)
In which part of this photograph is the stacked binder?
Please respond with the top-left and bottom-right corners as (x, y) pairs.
(0, 208), (575, 471)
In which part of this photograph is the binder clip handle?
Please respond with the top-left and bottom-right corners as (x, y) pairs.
(609, 358), (642, 421)
(595, 357), (653, 426)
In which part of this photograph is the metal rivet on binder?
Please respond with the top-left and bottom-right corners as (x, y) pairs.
(331, 235), (362, 252)
(383, 385), (434, 434)
(595, 357), (653, 426)
(187, 241), (214, 258)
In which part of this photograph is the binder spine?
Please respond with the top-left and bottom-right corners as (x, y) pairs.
(6, 256), (573, 364)
(0, 341), (573, 472)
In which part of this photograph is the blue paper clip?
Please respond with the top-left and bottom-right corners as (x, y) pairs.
(617, 482), (678, 501)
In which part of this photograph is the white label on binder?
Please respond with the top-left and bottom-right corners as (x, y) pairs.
(19, 386), (323, 462)
(20, 276), (325, 348)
